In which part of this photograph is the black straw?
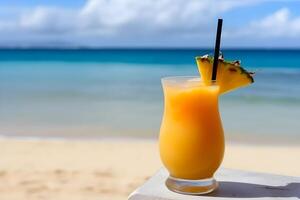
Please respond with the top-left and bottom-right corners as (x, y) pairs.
(212, 19), (223, 81)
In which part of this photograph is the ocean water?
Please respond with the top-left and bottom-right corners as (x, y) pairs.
(0, 49), (299, 143)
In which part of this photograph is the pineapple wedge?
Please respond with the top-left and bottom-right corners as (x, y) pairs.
(196, 55), (254, 94)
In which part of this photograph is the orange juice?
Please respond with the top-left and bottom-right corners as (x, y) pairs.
(159, 77), (224, 180)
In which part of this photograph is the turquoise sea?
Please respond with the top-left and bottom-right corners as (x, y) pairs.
(0, 49), (299, 143)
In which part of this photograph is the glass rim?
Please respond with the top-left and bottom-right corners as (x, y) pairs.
(161, 76), (218, 87)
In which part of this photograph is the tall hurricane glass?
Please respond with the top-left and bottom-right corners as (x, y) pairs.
(159, 76), (225, 194)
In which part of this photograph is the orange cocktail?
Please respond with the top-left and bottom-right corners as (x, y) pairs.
(159, 76), (224, 194)
(158, 52), (254, 194)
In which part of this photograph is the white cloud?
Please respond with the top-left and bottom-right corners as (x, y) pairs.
(19, 7), (77, 33)
(231, 8), (300, 38)
(0, 0), (299, 47)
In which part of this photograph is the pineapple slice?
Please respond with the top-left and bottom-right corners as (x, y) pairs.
(196, 55), (254, 94)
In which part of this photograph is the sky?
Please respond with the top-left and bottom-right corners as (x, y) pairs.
(0, 0), (300, 48)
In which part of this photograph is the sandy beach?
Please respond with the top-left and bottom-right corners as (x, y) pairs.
(0, 138), (299, 200)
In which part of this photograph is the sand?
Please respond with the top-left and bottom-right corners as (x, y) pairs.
(0, 138), (299, 200)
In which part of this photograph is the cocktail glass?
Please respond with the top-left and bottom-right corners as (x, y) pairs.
(159, 76), (224, 194)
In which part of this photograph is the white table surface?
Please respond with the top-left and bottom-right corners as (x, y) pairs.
(128, 168), (300, 200)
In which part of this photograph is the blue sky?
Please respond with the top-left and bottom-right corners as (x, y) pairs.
(0, 0), (299, 48)
(0, 0), (84, 8)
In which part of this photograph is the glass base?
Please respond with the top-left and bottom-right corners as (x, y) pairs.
(165, 176), (218, 195)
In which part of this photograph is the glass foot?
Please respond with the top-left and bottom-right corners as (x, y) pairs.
(165, 176), (218, 195)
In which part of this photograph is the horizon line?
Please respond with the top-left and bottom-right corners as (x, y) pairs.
(1, 47), (300, 50)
